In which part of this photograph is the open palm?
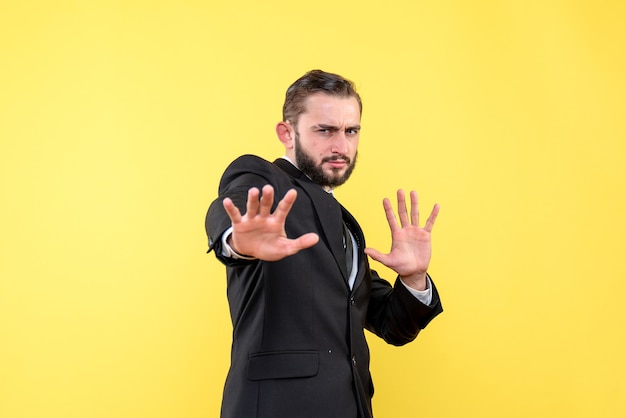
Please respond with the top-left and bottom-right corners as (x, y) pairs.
(223, 185), (319, 261)
(365, 190), (439, 278)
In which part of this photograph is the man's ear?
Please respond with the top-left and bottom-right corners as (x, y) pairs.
(276, 121), (294, 150)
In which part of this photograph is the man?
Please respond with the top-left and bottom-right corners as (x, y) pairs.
(205, 70), (443, 418)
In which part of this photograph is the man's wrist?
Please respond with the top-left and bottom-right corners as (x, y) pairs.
(399, 274), (433, 305)
(221, 227), (256, 260)
(400, 272), (428, 291)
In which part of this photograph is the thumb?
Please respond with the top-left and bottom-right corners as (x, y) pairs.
(364, 247), (386, 263)
(282, 233), (320, 257)
(294, 233), (320, 251)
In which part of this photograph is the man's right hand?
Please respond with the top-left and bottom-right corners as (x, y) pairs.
(222, 185), (319, 261)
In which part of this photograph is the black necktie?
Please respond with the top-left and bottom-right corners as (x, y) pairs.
(342, 221), (354, 275)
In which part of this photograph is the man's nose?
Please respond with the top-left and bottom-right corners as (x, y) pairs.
(330, 132), (348, 154)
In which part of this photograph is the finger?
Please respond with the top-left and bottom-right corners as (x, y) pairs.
(410, 190), (419, 226)
(246, 187), (260, 217)
(382, 198), (399, 233)
(273, 189), (298, 222)
(222, 197), (242, 223)
(423, 203), (440, 232)
(364, 247), (388, 264)
(289, 233), (320, 254)
(397, 189), (410, 227)
(259, 185), (275, 217)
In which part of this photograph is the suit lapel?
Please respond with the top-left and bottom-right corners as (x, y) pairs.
(273, 159), (351, 281)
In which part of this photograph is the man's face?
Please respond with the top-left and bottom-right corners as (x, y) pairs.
(291, 93), (361, 189)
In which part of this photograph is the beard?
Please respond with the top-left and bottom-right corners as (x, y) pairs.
(294, 133), (357, 189)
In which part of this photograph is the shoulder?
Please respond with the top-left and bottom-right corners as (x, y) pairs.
(226, 154), (272, 170)
(218, 155), (291, 191)
(220, 154), (276, 176)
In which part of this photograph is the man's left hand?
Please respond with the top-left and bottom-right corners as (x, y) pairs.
(364, 189), (440, 291)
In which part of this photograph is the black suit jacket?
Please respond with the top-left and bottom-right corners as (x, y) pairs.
(206, 155), (443, 418)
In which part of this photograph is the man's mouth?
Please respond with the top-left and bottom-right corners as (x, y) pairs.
(322, 156), (350, 168)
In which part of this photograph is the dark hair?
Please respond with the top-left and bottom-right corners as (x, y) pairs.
(282, 70), (362, 125)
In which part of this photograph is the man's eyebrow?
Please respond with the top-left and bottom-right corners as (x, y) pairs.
(315, 124), (340, 131)
(314, 124), (361, 131)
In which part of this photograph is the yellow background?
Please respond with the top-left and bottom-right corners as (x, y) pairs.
(1, 1), (625, 417)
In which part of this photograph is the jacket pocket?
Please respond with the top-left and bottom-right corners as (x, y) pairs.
(247, 350), (319, 380)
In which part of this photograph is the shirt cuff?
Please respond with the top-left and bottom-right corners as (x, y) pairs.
(220, 227), (256, 260)
(399, 276), (433, 306)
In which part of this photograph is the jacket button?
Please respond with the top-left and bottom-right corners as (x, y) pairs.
(350, 297), (355, 305)
(352, 355), (357, 365)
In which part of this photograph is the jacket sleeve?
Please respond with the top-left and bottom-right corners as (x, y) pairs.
(205, 155), (278, 264)
(365, 271), (443, 346)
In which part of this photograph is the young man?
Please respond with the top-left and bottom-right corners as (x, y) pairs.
(205, 70), (443, 418)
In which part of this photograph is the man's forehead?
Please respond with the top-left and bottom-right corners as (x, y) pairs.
(303, 92), (359, 105)
(301, 93), (361, 120)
